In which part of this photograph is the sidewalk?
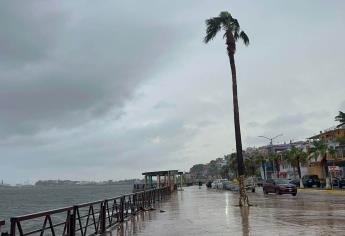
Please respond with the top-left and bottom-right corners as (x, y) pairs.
(299, 187), (345, 194)
(108, 186), (345, 236)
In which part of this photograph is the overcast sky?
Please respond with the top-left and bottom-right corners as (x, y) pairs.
(1, 1), (344, 184)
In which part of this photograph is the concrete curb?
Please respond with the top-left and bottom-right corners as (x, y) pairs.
(298, 188), (345, 194)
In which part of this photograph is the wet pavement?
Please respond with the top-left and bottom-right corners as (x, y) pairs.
(108, 186), (345, 236)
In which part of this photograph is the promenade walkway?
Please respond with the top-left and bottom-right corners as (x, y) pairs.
(109, 186), (345, 236)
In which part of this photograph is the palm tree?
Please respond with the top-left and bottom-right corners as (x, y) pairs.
(308, 140), (330, 188)
(228, 152), (238, 179)
(269, 153), (281, 178)
(335, 111), (345, 128)
(282, 150), (297, 179)
(289, 146), (307, 188)
(328, 146), (337, 164)
(328, 146), (338, 189)
(244, 154), (258, 177)
(254, 151), (267, 180)
(204, 11), (249, 206)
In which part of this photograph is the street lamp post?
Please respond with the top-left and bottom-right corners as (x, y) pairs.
(258, 134), (283, 179)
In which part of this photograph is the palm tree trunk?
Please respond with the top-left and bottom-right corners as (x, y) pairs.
(261, 160), (266, 180)
(275, 159), (280, 178)
(227, 48), (249, 207)
(322, 156), (330, 189)
(296, 156), (304, 188)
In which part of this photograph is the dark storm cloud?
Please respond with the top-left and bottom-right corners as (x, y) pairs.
(0, 1), (186, 139)
(0, 2), (65, 67)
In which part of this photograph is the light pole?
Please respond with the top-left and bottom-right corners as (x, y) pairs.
(258, 134), (283, 147)
(258, 134), (283, 179)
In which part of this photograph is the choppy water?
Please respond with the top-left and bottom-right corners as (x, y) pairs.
(0, 184), (132, 232)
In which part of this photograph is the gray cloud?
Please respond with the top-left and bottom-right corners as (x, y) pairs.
(0, 2), (66, 68)
(339, 101), (345, 111)
(153, 101), (176, 110)
(1, 1), (345, 184)
(263, 111), (329, 129)
(0, 1), (187, 139)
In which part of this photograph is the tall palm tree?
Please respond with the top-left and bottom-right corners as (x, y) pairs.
(204, 11), (249, 206)
(335, 111), (345, 128)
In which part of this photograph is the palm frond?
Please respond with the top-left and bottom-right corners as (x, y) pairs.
(335, 111), (345, 120)
(231, 18), (240, 32)
(335, 111), (345, 127)
(204, 17), (222, 43)
(204, 11), (250, 48)
(219, 11), (233, 22)
(240, 31), (250, 46)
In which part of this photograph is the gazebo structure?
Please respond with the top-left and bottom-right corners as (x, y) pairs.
(142, 170), (182, 192)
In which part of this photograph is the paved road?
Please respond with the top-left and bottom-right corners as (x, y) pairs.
(109, 186), (345, 236)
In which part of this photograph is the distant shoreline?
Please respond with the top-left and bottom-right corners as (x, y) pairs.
(1, 179), (141, 188)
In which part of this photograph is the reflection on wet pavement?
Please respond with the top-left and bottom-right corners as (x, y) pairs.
(108, 186), (345, 236)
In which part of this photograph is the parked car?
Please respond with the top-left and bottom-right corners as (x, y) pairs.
(223, 181), (239, 191)
(211, 180), (217, 189)
(290, 179), (300, 187)
(339, 178), (345, 188)
(222, 180), (232, 190)
(263, 179), (297, 196)
(211, 179), (228, 189)
(302, 175), (321, 188)
(206, 180), (212, 188)
(332, 177), (345, 188)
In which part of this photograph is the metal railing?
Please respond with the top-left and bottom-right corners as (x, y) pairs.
(5, 187), (169, 236)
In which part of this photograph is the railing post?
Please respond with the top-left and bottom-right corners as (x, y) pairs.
(140, 192), (144, 209)
(154, 189), (156, 203)
(67, 207), (76, 236)
(131, 195), (136, 215)
(153, 189), (156, 204)
(100, 201), (106, 234)
(10, 218), (15, 236)
(143, 191), (145, 208)
(120, 196), (125, 222)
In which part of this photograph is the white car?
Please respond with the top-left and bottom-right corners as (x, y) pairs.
(211, 179), (228, 189)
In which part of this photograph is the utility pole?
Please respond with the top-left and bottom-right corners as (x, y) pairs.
(258, 134), (283, 179)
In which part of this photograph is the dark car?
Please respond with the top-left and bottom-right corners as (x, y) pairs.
(263, 179), (297, 196)
(302, 175), (321, 188)
(206, 181), (212, 188)
(332, 177), (345, 188)
(339, 178), (345, 188)
(290, 179), (300, 187)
